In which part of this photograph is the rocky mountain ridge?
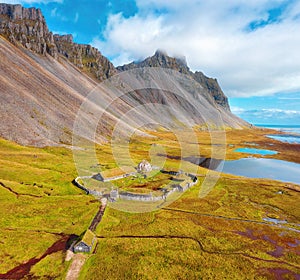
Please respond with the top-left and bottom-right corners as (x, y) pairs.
(0, 3), (248, 146)
(0, 3), (116, 80)
(117, 50), (230, 111)
(53, 34), (116, 80)
(1, 3), (230, 111)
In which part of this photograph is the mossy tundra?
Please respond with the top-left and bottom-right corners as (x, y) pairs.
(0, 128), (299, 279)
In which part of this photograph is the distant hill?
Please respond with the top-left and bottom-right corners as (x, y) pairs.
(0, 3), (249, 147)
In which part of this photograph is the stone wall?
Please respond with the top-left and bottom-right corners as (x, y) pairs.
(73, 171), (198, 202)
(110, 175), (198, 202)
(118, 191), (164, 202)
(73, 176), (102, 196)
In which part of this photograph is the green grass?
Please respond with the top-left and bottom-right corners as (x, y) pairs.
(0, 138), (99, 276)
(0, 128), (300, 279)
(83, 177), (300, 279)
(29, 251), (70, 279)
(81, 129), (300, 279)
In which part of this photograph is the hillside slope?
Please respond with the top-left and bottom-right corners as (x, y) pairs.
(0, 36), (94, 146)
(0, 3), (249, 147)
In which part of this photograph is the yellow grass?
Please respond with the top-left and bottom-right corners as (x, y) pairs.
(1, 126), (300, 279)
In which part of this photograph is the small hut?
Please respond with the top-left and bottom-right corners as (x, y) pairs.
(73, 230), (97, 253)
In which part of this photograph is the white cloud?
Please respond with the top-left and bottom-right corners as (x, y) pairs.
(92, 13), (172, 66)
(235, 108), (300, 123)
(74, 12), (79, 23)
(92, 0), (300, 97)
(261, 109), (300, 115)
(50, 6), (68, 21)
(231, 106), (245, 114)
(50, 7), (57, 17)
(279, 97), (300, 100)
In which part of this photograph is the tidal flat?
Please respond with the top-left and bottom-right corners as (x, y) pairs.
(0, 127), (299, 279)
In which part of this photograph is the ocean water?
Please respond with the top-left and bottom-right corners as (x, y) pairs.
(255, 124), (300, 144)
(255, 124), (300, 134)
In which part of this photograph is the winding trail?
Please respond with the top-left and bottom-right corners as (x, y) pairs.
(65, 254), (88, 280)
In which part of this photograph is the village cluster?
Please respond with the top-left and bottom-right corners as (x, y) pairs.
(71, 160), (198, 253)
(74, 159), (198, 203)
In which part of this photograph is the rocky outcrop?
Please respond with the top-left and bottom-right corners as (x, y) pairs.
(0, 3), (116, 81)
(0, 3), (57, 57)
(117, 50), (190, 75)
(0, 3), (230, 97)
(0, 33), (248, 147)
(54, 34), (116, 81)
(117, 50), (230, 111)
(193, 71), (230, 111)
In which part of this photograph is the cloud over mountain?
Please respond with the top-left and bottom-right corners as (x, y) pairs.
(92, 0), (300, 97)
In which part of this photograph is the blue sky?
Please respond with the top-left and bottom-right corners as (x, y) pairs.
(230, 92), (300, 125)
(5, 0), (300, 125)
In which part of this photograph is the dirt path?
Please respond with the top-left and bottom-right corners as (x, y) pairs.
(65, 198), (107, 279)
(65, 254), (88, 280)
(89, 202), (106, 231)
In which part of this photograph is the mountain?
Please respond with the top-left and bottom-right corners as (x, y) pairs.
(117, 50), (230, 111)
(0, 3), (249, 147)
(0, 3), (116, 81)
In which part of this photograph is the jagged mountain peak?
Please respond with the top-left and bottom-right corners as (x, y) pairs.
(0, 2), (229, 110)
(153, 49), (188, 67)
(0, 3), (43, 21)
(117, 50), (230, 111)
(154, 49), (167, 56)
(54, 33), (74, 43)
(117, 50), (190, 74)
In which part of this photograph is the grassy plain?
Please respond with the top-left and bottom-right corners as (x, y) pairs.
(0, 138), (99, 278)
(0, 128), (299, 279)
(81, 175), (300, 279)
